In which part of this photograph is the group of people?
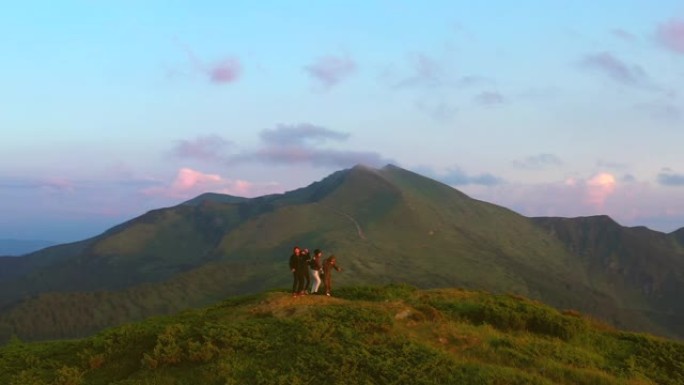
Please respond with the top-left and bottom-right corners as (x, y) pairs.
(289, 246), (342, 297)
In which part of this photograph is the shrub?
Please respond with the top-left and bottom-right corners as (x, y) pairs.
(141, 323), (186, 369)
(427, 295), (588, 340)
(9, 370), (46, 385)
(54, 366), (84, 385)
(336, 283), (417, 301)
(187, 338), (219, 362)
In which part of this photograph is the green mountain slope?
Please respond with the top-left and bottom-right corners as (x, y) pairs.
(1, 285), (682, 385)
(532, 216), (684, 338)
(0, 165), (682, 342)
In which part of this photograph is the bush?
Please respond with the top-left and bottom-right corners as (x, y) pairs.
(427, 294), (588, 340)
(141, 323), (186, 368)
(55, 366), (83, 385)
(335, 283), (417, 301)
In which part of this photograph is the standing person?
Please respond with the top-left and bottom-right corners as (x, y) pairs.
(302, 249), (311, 295)
(288, 246), (304, 297)
(322, 255), (343, 297)
(309, 249), (323, 294)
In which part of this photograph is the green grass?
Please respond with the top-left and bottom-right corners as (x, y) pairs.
(1, 284), (682, 385)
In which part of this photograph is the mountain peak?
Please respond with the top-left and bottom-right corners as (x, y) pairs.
(381, 163), (401, 171)
(181, 192), (249, 206)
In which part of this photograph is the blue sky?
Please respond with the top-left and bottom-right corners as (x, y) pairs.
(2, 1), (684, 242)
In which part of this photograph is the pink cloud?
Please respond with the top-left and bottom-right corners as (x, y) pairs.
(585, 172), (617, 207)
(304, 55), (356, 89)
(458, 173), (684, 232)
(208, 58), (241, 84)
(174, 39), (241, 85)
(142, 168), (281, 199)
(657, 18), (684, 54)
(172, 168), (221, 190)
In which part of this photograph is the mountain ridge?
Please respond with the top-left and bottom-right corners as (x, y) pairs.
(0, 164), (682, 342)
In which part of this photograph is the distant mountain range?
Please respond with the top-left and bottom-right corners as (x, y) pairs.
(0, 164), (682, 342)
(0, 239), (56, 256)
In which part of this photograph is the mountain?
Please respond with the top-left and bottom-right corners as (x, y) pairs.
(532, 215), (684, 338)
(0, 164), (682, 342)
(1, 285), (683, 385)
(0, 239), (56, 256)
(672, 227), (684, 245)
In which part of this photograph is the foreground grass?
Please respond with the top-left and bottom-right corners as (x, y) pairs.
(0, 284), (682, 384)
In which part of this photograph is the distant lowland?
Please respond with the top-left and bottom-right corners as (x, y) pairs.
(0, 239), (56, 257)
(0, 164), (682, 344)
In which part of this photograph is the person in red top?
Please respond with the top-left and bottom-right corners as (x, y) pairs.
(322, 255), (343, 296)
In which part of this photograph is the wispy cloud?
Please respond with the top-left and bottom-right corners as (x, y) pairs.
(580, 51), (647, 85)
(443, 170), (503, 186)
(417, 165), (504, 186)
(415, 99), (458, 122)
(388, 52), (489, 90)
(172, 135), (233, 161)
(232, 123), (392, 168)
(658, 170), (684, 186)
(175, 39), (241, 85)
(637, 100), (682, 122)
(260, 123), (350, 145)
(0, 177), (76, 192)
(512, 154), (562, 169)
(518, 86), (561, 101)
(208, 58), (241, 84)
(172, 124), (393, 169)
(611, 28), (637, 43)
(596, 159), (629, 171)
(234, 147), (390, 168)
(304, 55), (356, 89)
(656, 18), (684, 54)
(474, 91), (505, 106)
(395, 53), (446, 88)
(142, 168), (281, 199)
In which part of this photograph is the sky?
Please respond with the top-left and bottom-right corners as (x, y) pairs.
(2, 1), (684, 243)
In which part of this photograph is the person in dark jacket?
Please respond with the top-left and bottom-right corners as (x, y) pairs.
(322, 255), (343, 296)
(296, 248), (310, 296)
(302, 248), (311, 294)
(288, 246), (304, 297)
(309, 249), (323, 294)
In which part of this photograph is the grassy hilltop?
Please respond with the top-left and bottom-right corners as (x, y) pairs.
(1, 284), (682, 385)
